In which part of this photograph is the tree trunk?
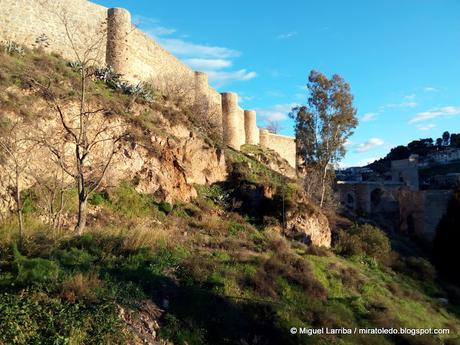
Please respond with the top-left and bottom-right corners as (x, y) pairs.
(75, 196), (87, 236)
(75, 173), (87, 236)
(320, 163), (328, 208)
(15, 168), (24, 249)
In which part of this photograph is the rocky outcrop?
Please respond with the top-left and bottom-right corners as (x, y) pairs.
(241, 145), (296, 179)
(107, 123), (227, 203)
(117, 300), (172, 345)
(0, 100), (227, 216)
(285, 209), (331, 248)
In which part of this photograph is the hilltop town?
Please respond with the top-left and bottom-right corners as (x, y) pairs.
(336, 136), (460, 240)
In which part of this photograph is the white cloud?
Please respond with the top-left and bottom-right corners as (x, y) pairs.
(409, 106), (460, 123)
(404, 94), (416, 100)
(361, 112), (377, 122)
(207, 69), (257, 87)
(417, 124), (437, 131)
(256, 103), (298, 122)
(266, 90), (285, 98)
(138, 17), (255, 87)
(423, 86), (439, 92)
(354, 138), (384, 153)
(133, 15), (177, 36)
(238, 94), (255, 103)
(386, 101), (418, 108)
(270, 69), (290, 78)
(184, 58), (232, 70)
(156, 38), (241, 59)
(146, 26), (177, 36)
(344, 139), (353, 147)
(277, 31), (297, 39)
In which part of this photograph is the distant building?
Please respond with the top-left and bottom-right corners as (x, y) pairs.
(390, 154), (419, 190)
(427, 148), (460, 164)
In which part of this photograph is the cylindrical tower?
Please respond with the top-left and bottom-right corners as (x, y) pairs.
(221, 92), (242, 150)
(244, 110), (259, 145)
(106, 8), (131, 76)
(259, 129), (270, 148)
(194, 71), (209, 110)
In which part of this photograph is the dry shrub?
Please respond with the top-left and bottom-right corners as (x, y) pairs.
(60, 272), (103, 303)
(191, 215), (228, 235)
(306, 245), (331, 257)
(328, 263), (367, 292)
(180, 255), (217, 284)
(121, 225), (168, 252)
(386, 281), (422, 300)
(392, 256), (436, 282)
(250, 241), (327, 300)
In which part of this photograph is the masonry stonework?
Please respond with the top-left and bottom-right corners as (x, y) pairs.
(259, 129), (270, 148)
(221, 92), (243, 150)
(106, 8), (131, 77)
(1, 0), (107, 62)
(244, 110), (259, 145)
(260, 131), (297, 167)
(1, 0), (297, 169)
(194, 71), (209, 106)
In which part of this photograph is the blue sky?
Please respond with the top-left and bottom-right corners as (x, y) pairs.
(94, 0), (460, 167)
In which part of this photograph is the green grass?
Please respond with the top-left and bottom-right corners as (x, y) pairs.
(1, 47), (460, 344)
(1, 189), (460, 344)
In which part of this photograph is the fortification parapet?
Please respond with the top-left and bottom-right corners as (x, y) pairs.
(222, 92), (244, 150)
(244, 110), (259, 145)
(259, 129), (270, 148)
(194, 71), (209, 109)
(259, 130), (296, 167)
(106, 8), (131, 77)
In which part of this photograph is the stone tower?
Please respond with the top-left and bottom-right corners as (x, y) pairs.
(194, 71), (209, 111)
(259, 129), (270, 148)
(221, 92), (244, 150)
(244, 110), (259, 145)
(106, 8), (131, 76)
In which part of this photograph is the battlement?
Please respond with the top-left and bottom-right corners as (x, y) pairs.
(0, 0), (297, 168)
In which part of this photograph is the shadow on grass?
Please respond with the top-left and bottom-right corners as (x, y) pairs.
(108, 263), (296, 345)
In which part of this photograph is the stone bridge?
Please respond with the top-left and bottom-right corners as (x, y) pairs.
(336, 181), (402, 215)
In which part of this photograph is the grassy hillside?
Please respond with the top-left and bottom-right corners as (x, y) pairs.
(0, 46), (460, 345)
(0, 151), (459, 344)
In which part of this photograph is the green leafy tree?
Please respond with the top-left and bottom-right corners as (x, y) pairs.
(450, 133), (460, 148)
(290, 70), (358, 207)
(442, 131), (450, 146)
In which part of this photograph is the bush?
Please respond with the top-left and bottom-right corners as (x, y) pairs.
(0, 291), (125, 344)
(60, 272), (103, 303)
(335, 224), (392, 265)
(108, 183), (156, 218)
(249, 242), (328, 300)
(12, 243), (60, 285)
(89, 191), (109, 206)
(53, 247), (97, 270)
(392, 256), (436, 282)
(158, 201), (173, 214)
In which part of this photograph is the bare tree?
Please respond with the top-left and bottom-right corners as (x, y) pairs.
(263, 119), (283, 134)
(148, 73), (222, 142)
(32, 5), (126, 235)
(0, 119), (34, 247)
(30, 164), (67, 232)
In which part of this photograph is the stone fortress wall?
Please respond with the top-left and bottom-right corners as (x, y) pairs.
(0, 0), (296, 168)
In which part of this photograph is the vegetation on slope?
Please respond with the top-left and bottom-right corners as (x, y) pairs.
(1, 46), (460, 345)
(0, 154), (459, 344)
